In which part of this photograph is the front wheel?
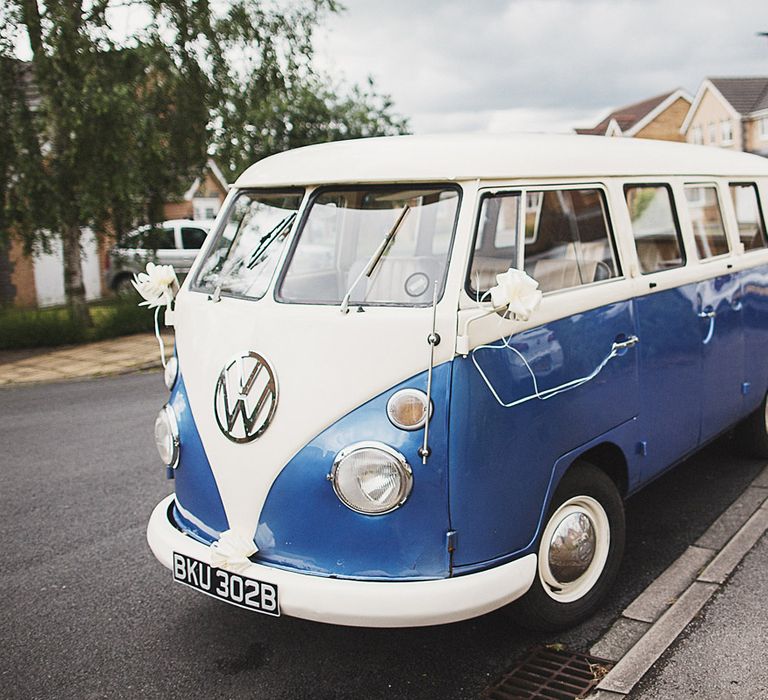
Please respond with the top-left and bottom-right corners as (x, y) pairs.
(509, 461), (625, 632)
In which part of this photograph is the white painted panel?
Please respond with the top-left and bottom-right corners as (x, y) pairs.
(33, 229), (104, 307)
(33, 237), (65, 307)
(81, 229), (102, 301)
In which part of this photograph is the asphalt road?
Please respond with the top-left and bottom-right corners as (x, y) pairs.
(2, 372), (766, 700)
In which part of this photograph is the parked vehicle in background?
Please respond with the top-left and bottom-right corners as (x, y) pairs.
(105, 219), (212, 294)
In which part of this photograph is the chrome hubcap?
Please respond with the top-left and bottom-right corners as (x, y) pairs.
(548, 512), (596, 584)
(538, 495), (611, 603)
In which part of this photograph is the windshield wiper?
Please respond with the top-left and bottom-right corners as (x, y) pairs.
(340, 205), (411, 314)
(245, 212), (297, 269)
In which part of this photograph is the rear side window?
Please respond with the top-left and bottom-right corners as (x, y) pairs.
(729, 183), (767, 252)
(523, 188), (620, 293)
(685, 185), (729, 259)
(181, 227), (208, 249)
(625, 185), (685, 273)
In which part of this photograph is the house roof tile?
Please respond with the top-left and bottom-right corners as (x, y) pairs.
(709, 77), (768, 114)
(575, 91), (680, 135)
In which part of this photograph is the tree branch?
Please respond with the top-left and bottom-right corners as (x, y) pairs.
(20, 0), (45, 61)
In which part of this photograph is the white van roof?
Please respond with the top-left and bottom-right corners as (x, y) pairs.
(235, 133), (768, 187)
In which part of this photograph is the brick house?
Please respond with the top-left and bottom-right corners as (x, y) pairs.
(163, 159), (229, 222)
(680, 77), (768, 155)
(575, 89), (693, 141)
(1, 61), (229, 309)
(2, 160), (228, 308)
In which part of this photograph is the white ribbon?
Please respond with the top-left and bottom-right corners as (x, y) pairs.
(471, 337), (623, 408)
(487, 268), (543, 321)
(210, 529), (259, 574)
(132, 262), (179, 367)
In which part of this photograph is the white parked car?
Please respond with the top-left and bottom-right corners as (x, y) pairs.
(106, 219), (212, 293)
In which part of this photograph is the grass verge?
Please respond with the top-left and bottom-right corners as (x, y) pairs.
(0, 295), (155, 350)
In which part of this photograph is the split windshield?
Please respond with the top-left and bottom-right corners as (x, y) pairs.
(278, 185), (460, 306)
(193, 191), (304, 300)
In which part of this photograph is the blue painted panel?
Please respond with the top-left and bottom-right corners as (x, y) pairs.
(255, 363), (452, 580)
(632, 282), (702, 480)
(698, 273), (745, 442)
(170, 376), (230, 538)
(741, 261), (768, 412)
(452, 416), (640, 576)
(449, 301), (639, 567)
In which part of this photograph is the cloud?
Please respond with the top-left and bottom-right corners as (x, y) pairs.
(316, 0), (768, 133)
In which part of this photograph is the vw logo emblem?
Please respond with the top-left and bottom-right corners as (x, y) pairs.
(214, 352), (278, 443)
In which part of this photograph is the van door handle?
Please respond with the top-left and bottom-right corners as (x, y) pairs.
(612, 335), (639, 351)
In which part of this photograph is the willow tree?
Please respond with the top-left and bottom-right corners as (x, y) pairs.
(2, 1), (407, 324)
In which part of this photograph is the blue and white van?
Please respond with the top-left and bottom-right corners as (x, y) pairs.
(147, 134), (768, 630)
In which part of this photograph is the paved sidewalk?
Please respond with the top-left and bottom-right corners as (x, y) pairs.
(0, 332), (172, 387)
(632, 532), (768, 699)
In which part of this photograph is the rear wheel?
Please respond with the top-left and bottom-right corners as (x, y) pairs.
(510, 461), (625, 632)
(735, 392), (768, 458)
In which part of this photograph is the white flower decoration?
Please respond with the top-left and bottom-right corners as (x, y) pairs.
(210, 529), (258, 574)
(132, 262), (178, 308)
(489, 268), (543, 321)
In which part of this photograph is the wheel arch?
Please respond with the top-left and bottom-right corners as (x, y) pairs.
(569, 441), (629, 498)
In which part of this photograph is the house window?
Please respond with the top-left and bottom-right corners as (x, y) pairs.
(760, 117), (768, 141)
(721, 120), (733, 144)
(707, 122), (717, 144)
(690, 126), (703, 145)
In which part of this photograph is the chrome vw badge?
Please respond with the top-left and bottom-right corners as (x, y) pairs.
(214, 352), (278, 443)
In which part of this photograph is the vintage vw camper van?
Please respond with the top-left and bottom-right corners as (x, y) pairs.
(146, 134), (768, 630)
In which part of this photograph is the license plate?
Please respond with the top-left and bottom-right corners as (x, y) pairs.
(172, 552), (280, 617)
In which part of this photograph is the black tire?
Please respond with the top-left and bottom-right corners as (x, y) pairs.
(735, 392), (768, 458)
(509, 461), (625, 632)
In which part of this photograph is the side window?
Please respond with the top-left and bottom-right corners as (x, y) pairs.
(523, 188), (620, 293)
(625, 185), (685, 273)
(132, 227), (174, 250)
(467, 192), (520, 296)
(684, 185), (729, 259)
(729, 183), (767, 252)
(181, 227), (208, 249)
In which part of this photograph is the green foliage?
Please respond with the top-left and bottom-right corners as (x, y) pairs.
(1, 0), (409, 316)
(0, 296), (155, 350)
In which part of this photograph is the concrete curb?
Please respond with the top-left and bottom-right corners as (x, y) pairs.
(587, 463), (768, 698)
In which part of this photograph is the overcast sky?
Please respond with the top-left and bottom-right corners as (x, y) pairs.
(315, 0), (768, 134)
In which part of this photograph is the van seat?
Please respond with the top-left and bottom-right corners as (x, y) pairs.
(533, 258), (599, 292)
(469, 255), (514, 294)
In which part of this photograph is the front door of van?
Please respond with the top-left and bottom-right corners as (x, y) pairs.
(449, 185), (640, 569)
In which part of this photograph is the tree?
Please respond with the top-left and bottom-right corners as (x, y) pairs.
(2, 1), (408, 324)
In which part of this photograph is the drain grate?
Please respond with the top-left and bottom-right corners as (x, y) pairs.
(482, 646), (614, 700)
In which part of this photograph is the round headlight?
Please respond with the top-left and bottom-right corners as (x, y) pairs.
(154, 405), (180, 468)
(164, 356), (179, 390)
(329, 442), (413, 515)
(386, 389), (432, 431)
